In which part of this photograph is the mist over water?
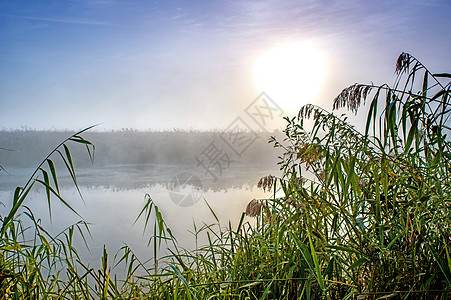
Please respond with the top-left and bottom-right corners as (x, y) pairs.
(0, 130), (282, 273)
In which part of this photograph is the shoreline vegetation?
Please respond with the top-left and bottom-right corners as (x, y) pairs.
(1, 53), (451, 298)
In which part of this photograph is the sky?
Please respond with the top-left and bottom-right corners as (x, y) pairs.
(1, 0), (450, 131)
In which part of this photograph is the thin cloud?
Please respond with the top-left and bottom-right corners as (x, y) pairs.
(2, 14), (116, 27)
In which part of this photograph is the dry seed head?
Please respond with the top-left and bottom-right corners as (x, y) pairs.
(298, 104), (321, 120)
(295, 177), (305, 185)
(296, 144), (322, 165)
(257, 175), (275, 192)
(333, 84), (372, 114)
(245, 199), (266, 217)
(395, 52), (411, 75)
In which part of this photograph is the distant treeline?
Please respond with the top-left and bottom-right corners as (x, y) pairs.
(0, 129), (283, 169)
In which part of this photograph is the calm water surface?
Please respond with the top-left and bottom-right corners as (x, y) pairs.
(0, 164), (278, 272)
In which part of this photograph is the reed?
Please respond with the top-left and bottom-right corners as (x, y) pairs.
(1, 53), (450, 299)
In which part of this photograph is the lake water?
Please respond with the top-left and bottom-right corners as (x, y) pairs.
(0, 163), (279, 273)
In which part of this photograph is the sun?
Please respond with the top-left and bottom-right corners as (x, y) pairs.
(253, 42), (326, 111)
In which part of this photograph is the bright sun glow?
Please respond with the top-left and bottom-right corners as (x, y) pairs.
(254, 42), (326, 111)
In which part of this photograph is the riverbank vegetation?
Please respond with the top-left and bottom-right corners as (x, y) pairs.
(1, 53), (450, 298)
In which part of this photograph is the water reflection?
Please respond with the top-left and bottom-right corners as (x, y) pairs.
(0, 163), (276, 192)
(0, 164), (278, 273)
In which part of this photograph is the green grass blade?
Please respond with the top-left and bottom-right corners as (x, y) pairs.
(259, 277), (275, 300)
(168, 264), (194, 300)
(1, 183), (34, 237)
(307, 227), (325, 291)
(47, 159), (59, 193)
(40, 168), (52, 219)
(204, 198), (219, 223)
(36, 179), (82, 219)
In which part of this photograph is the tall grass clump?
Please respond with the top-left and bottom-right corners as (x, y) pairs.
(124, 53), (450, 299)
(255, 52), (451, 298)
(0, 127), (95, 298)
(1, 52), (450, 299)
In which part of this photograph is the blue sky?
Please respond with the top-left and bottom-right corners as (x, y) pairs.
(1, 0), (450, 131)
